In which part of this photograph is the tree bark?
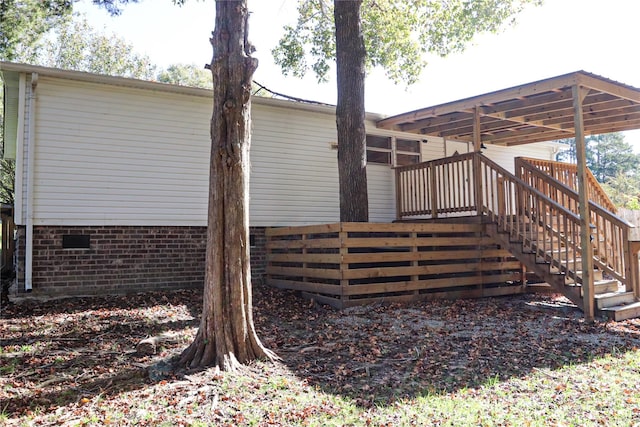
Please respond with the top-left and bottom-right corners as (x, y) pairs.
(179, 0), (275, 371)
(334, 0), (368, 222)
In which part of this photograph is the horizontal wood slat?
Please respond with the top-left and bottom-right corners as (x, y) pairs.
(341, 261), (522, 280)
(340, 222), (482, 233)
(267, 253), (342, 264)
(342, 273), (523, 296)
(265, 223), (341, 237)
(268, 266), (341, 280)
(266, 220), (527, 308)
(269, 279), (342, 295)
(342, 236), (491, 248)
(341, 248), (510, 263)
(266, 238), (341, 249)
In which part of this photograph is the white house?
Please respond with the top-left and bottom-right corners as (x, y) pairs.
(0, 62), (560, 296)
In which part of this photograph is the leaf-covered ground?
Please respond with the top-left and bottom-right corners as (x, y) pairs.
(1, 287), (640, 426)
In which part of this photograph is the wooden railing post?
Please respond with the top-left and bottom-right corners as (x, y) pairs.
(430, 164), (438, 218)
(395, 168), (402, 220)
(627, 240), (639, 295)
(474, 153), (483, 215)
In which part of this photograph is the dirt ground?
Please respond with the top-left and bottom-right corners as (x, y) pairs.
(2, 286), (640, 424)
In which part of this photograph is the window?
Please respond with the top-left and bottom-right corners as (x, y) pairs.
(366, 135), (392, 165)
(366, 135), (421, 166)
(396, 138), (421, 166)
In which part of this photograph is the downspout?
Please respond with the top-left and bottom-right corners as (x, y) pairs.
(25, 72), (38, 292)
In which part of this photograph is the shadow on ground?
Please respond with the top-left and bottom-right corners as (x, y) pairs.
(256, 287), (640, 407)
(0, 290), (200, 417)
(2, 286), (639, 418)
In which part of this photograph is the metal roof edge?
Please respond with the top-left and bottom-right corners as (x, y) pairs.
(0, 61), (388, 121)
(376, 70), (640, 130)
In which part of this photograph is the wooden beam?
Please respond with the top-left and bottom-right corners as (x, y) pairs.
(577, 72), (640, 104)
(480, 110), (569, 132)
(479, 89), (573, 115)
(377, 72), (582, 130)
(398, 111), (471, 133)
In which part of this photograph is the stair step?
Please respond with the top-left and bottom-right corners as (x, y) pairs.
(600, 301), (640, 321)
(594, 291), (636, 309)
(579, 279), (620, 297)
(562, 269), (603, 284)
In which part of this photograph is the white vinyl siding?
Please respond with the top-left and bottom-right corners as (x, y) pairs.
(2, 76), (19, 160)
(250, 104), (339, 225)
(17, 73), (558, 228)
(27, 77), (412, 226)
(441, 140), (556, 172)
(250, 105), (401, 225)
(367, 164), (395, 221)
(482, 143), (556, 174)
(15, 76), (31, 225)
(33, 77), (211, 225)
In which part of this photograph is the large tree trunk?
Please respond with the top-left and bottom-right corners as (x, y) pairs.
(334, 0), (368, 222)
(179, 0), (274, 371)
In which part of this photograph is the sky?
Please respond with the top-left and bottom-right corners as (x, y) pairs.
(75, 0), (640, 145)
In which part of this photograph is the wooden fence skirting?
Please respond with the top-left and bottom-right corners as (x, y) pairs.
(266, 221), (527, 308)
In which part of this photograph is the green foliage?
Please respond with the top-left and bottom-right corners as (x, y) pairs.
(0, 0), (72, 62)
(274, 0), (542, 84)
(554, 138), (576, 163)
(601, 173), (640, 209)
(585, 133), (639, 183)
(0, 159), (15, 205)
(556, 133), (640, 183)
(34, 17), (156, 80)
(555, 133), (640, 208)
(90, 0), (140, 16)
(1, 10), (155, 205)
(157, 63), (213, 89)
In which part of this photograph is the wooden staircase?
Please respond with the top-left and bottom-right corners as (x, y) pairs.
(395, 152), (640, 321)
(486, 215), (640, 321)
(516, 158), (640, 321)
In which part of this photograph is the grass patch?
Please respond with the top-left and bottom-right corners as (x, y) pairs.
(1, 288), (639, 425)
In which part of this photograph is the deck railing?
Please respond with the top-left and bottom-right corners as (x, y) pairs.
(516, 157), (616, 213)
(395, 152), (477, 218)
(395, 152), (637, 301)
(516, 157), (634, 289)
(477, 155), (586, 288)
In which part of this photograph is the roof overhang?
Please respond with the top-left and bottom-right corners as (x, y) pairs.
(377, 71), (640, 146)
(0, 61), (389, 120)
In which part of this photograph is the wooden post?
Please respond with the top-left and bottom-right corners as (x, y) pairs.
(430, 164), (438, 218)
(339, 224), (349, 309)
(395, 168), (402, 220)
(473, 107), (483, 214)
(573, 84), (595, 322)
(628, 241), (640, 296)
(301, 233), (308, 284)
(411, 231), (419, 294)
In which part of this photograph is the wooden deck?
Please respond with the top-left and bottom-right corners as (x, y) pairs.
(266, 220), (527, 309)
(266, 153), (640, 319)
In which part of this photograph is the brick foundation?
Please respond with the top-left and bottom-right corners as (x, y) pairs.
(16, 225), (267, 296)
